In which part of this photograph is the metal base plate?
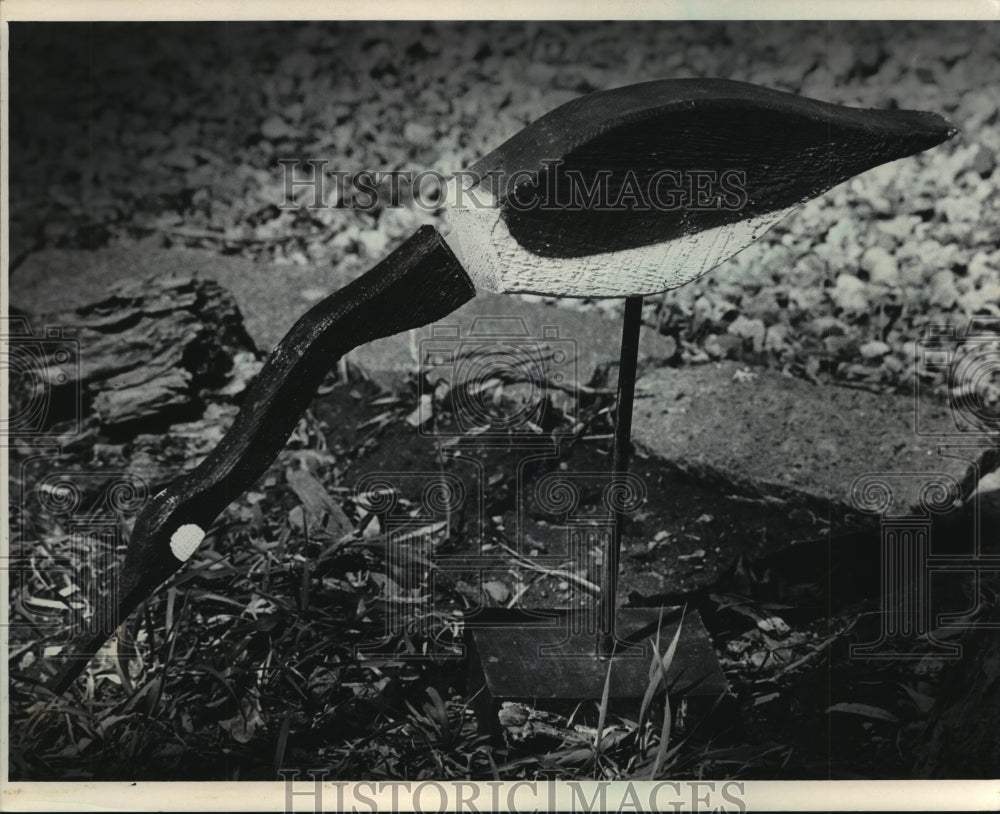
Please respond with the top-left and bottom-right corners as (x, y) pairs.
(466, 607), (727, 726)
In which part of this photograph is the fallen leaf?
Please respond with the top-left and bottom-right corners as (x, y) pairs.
(286, 466), (353, 537)
(826, 702), (900, 724)
(220, 689), (267, 743)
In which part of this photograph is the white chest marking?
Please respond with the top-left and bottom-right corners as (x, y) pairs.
(169, 524), (205, 562)
(448, 197), (800, 297)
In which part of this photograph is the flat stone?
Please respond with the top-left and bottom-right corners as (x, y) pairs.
(467, 607), (727, 732)
(12, 243), (676, 391)
(632, 361), (998, 514)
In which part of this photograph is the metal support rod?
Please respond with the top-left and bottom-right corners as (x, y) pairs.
(599, 295), (644, 657)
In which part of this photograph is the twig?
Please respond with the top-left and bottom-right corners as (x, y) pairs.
(493, 540), (600, 595)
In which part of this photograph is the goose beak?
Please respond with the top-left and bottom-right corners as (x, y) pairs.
(867, 107), (958, 155)
(46, 494), (193, 695)
(47, 564), (157, 695)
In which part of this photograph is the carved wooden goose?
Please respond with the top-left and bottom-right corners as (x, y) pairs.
(48, 78), (955, 694)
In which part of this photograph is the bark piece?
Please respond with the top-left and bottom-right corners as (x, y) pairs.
(28, 275), (258, 430)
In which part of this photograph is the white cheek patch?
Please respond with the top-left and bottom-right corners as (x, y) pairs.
(169, 524), (205, 562)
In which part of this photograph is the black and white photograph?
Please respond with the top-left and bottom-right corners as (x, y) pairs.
(2, 4), (999, 810)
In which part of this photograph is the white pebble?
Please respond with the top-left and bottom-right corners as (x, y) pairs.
(861, 246), (900, 287)
(830, 274), (869, 313)
(859, 340), (891, 360)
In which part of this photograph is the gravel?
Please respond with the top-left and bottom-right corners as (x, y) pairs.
(9, 21), (1000, 397)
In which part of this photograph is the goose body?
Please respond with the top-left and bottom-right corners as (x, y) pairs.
(450, 78), (955, 295)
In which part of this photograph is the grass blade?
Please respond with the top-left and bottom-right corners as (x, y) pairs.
(273, 712), (291, 775)
(650, 676), (673, 779)
(638, 610), (666, 733)
(639, 606), (686, 732)
(594, 645), (615, 758)
(655, 605), (686, 684)
(649, 608), (686, 779)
